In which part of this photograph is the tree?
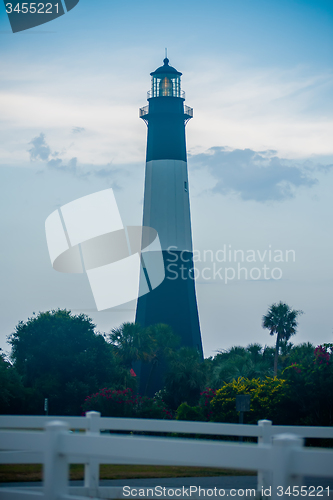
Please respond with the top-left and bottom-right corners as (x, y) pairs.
(204, 344), (273, 388)
(108, 322), (180, 396)
(210, 377), (291, 425)
(262, 302), (303, 376)
(288, 342), (315, 366)
(282, 344), (333, 426)
(82, 388), (172, 419)
(163, 347), (205, 410)
(108, 322), (151, 369)
(8, 310), (120, 415)
(0, 352), (26, 414)
(142, 323), (180, 396)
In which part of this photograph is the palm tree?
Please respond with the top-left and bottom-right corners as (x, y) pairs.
(164, 347), (205, 409)
(108, 322), (151, 369)
(288, 342), (315, 367)
(210, 344), (272, 387)
(262, 302), (303, 376)
(143, 324), (179, 395)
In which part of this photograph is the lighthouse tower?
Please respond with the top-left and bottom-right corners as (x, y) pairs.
(136, 57), (204, 395)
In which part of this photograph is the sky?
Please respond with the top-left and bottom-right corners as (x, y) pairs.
(0, 0), (333, 358)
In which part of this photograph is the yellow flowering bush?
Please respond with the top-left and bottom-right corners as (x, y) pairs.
(210, 377), (290, 424)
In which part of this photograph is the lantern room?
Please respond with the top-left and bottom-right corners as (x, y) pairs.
(149, 57), (183, 98)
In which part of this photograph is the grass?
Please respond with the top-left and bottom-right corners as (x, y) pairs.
(0, 464), (256, 483)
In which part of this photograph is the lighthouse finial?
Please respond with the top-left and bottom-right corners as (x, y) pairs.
(163, 48), (169, 66)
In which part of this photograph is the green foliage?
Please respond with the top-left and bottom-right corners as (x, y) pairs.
(210, 377), (290, 424)
(262, 341), (315, 378)
(147, 324), (180, 359)
(282, 344), (333, 426)
(5, 305), (333, 426)
(8, 310), (121, 415)
(82, 387), (172, 419)
(204, 344), (274, 388)
(109, 322), (180, 396)
(108, 323), (151, 369)
(262, 302), (302, 340)
(262, 302), (303, 375)
(163, 347), (206, 410)
(0, 353), (26, 414)
(142, 323), (180, 396)
(198, 388), (216, 420)
(176, 402), (205, 421)
(177, 343), (333, 427)
(136, 395), (173, 419)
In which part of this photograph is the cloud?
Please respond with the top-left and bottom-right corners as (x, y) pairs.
(47, 158), (62, 168)
(3, 53), (333, 168)
(27, 133), (124, 184)
(47, 156), (78, 174)
(28, 133), (77, 173)
(93, 165), (123, 178)
(190, 147), (321, 202)
(28, 133), (51, 162)
(305, 162), (333, 174)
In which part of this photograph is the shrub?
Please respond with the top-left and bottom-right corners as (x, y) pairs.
(314, 345), (330, 366)
(136, 396), (173, 419)
(176, 402), (205, 421)
(282, 344), (333, 426)
(210, 377), (290, 424)
(82, 387), (172, 419)
(198, 388), (216, 420)
(82, 388), (136, 417)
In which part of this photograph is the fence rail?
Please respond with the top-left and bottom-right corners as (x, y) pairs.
(0, 413), (333, 500)
(1, 413), (332, 438)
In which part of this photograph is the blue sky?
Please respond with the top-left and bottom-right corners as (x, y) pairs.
(0, 0), (332, 356)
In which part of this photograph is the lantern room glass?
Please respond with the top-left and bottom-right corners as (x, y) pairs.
(151, 74), (181, 97)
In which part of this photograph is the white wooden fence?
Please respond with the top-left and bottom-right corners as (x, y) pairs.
(0, 413), (332, 500)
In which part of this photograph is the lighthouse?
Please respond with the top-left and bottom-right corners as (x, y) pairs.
(135, 57), (204, 395)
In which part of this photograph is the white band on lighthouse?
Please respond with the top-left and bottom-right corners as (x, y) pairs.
(45, 189), (165, 310)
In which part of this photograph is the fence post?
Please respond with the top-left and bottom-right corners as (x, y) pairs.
(257, 420), (272, 492)
(84, 411), (101, 497)
(44, 420), (69, 500)
(270, 434), (304, 500)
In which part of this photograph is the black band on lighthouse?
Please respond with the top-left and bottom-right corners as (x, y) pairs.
(145, 97), (187, 162)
